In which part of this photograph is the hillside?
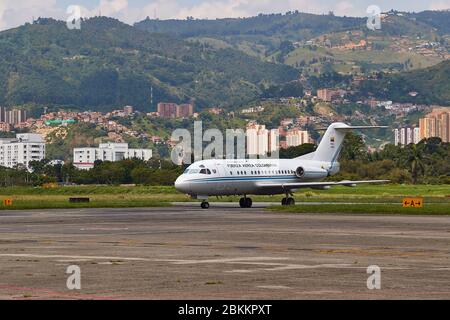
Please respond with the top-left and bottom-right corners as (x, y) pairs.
(135, 12), (364, 40)
(136, 11), (450, 75)
(0, 17), (298, 112)
(358, 60), (450, 105)
(409, 10), (450, 35)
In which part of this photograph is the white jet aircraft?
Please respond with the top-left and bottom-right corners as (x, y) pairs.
(175, 122), (389, 209)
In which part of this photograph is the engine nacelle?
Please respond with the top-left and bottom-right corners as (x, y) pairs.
(295, 166), (328, 179)
(295, 167), (306, 178)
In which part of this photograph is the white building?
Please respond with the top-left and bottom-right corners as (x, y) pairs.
(0, 133), (45, 170)
(394, 127), (421, 146)
(268, 129), (279, 154)
(413, 128), (421, 144)
(394, 129), (400, 146)
(286, 129), (310, 147)
(246, 124), (279, 156)
(73, 143), (152, 170)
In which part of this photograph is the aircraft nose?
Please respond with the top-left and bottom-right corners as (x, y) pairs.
(175, 176), (190, 194)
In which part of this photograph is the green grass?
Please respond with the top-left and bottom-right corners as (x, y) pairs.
(284, 45), (443, 72)
(0, 184), (448, 211)
(0, 186), (181, 210)
(0, 198), (169, 210)
(268, 203), (450, 215)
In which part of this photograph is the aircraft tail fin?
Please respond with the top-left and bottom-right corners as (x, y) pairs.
(310, 123), (387, 163)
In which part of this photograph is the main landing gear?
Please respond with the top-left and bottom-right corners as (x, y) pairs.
(201, 201), (210, 209)
(281, 192), (295, 206)
(281, 197), (295, 206)
(239, 197), (253, 208)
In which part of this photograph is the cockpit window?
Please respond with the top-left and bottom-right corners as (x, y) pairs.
(199, 168), (212, 174)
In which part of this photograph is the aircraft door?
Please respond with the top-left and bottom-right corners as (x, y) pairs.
(215, 163), (227, 192)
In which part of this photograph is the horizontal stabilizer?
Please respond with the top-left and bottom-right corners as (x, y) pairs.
(334, 126), (388, 131)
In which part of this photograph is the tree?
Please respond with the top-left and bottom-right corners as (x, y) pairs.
(339, 132), (367, 161)
(280, 144), (316, 159)
(404, 144), (425, 184)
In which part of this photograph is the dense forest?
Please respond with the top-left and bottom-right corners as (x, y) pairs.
(135, 12), (364, 40)
(135, 11), (450, 41)
(1, 10), (449, 113)
(0, 17), (298, 112)
(358, 60), (450, 105)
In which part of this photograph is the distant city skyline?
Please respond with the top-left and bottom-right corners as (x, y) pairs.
(1, 0), (449, 31)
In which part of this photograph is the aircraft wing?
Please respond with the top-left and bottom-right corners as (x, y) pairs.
(257, 180), (390, 189)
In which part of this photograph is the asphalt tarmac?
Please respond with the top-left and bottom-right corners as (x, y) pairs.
(0, 204), (449, 299)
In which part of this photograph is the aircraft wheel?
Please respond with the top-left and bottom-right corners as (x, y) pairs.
(201, 202), (210, 209)
(286, 198), (295, 206)
(281, 198), (287, 206)
(239, 198), (246, 208)
(245, 198), (253, 208)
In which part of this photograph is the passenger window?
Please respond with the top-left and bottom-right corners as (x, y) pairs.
(230, 171), (233, 175)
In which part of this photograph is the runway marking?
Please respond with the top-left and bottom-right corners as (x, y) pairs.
(226, 263), (353, 273)
(0, 253), (168, 262)
(257, 285), (291, 290)
(80, 228), (130, 231)
(171, 257), (290, 265)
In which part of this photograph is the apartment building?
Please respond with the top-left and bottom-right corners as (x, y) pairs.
(286, 129), (310, 147)
(157, 103), (194, 119)
(73, 142), (152, 170)
(394, 127), (421, 146)
(246, 124), (279, 156)
(419, 111), (450, 142)
(0, 133), (45, 170)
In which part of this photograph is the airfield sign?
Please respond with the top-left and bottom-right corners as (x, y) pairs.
(403, 198), (424, 208)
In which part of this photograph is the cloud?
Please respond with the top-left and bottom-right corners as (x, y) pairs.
(0, 0), (65, 31)
(142, 0), (328, 20)
(333, 1), (362, 16)
(0, 0), (444, 31)
(429, 1), (450, 10)
(97, 0), (129, 16)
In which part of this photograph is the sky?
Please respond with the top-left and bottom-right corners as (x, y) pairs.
(0, 0), (449, 31)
